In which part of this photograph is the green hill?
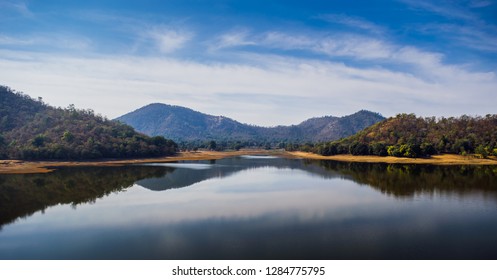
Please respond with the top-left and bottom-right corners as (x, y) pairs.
(0, 86), (177, 160)
(116, 103), (385, 145)
(314, 113), (497, 158)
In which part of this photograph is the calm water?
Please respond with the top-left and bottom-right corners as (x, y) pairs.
(0, 156), (497, 259)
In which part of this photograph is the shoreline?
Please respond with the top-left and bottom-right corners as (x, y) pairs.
(0, 150), (283, 174)
(289, 151), (497, 165)
(1, 150), (496, 174)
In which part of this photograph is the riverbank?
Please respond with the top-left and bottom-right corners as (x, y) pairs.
(0, 150), (281, 174)
(2, 150), (497, 174)
(288, 151), (497, 165)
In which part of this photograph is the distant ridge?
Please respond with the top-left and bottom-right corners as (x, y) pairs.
(116, 103), (385, 143)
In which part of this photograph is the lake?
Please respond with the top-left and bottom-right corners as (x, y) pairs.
(1, 156), (497, 259)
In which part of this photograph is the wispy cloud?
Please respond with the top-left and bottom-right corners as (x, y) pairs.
(316, 35), (393, 60)
(318, 14), (386, 34)
(401, 0), (477, 21)
(401, 0), (497, 53)
(0, 35), (33, 45)
(222, 30), (454, 80)
(0, 33), (92, 51)
(209, 28), (255, 50)
(146, 27), (193, 54)
(262, 32), (314, 50)
(70, 10), (194, 54)
(420, 23), (497, 52)
(469, 0), (493, 8)
(0, 0), (33, 17)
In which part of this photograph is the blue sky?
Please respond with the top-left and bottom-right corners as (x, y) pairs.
(1, 0), (496, 126)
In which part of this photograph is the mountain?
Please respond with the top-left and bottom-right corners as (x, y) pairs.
(116, 103), (259, 142)
(314, 113), (497, 158)
(115, 103), (385, 144)
(0, 86), (177, 160)
(259, 110), (387, 142)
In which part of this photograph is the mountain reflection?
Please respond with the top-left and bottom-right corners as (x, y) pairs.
(135, 157), (308, 191)
(136, 158), (497, 199)
(1, 157), (497, 229)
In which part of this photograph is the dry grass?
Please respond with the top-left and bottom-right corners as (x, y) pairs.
(288, 151), (497, 165)
(0, 160), (54, 174)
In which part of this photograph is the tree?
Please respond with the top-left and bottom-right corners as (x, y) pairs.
(62, 130), (74, 143)
(208, 140), (217, 151)
(475, 145), (488, 159)
(32, 134), (47, 147)
(421, 143), (436, 156)
(387, 145), (401, 157)
(371, 142), (388, 156)
(349, 142), (369, 155)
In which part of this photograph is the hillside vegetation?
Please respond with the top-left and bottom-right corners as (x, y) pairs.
(314, 113), (497, 158)
(116, 103), (385, 150)
(0, 86), (177, 160)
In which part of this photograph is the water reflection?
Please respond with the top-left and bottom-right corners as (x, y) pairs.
(317, 161), (497, 198)
(136, 158), (497, 198)
(1, 157), (497, 229)
(0, 157), (496, 259)
(142, 163), (214, 170)
(0, 166), (173, 229)
(135, 157), (306, 191)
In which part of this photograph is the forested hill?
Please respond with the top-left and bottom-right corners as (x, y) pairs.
(116, 103), (385, 144)
(0, 86), (177, 160)
(257, 110), (386, 143)
(314, 113), (497, 158)
(117, 103), (259, 142)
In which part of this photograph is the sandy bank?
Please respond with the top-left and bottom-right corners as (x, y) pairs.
(288, 151), (497, 165)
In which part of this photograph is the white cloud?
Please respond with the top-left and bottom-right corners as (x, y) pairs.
(1, 49), (495, 126)
(317, 35), (393, 60)
(234, 31), (463, 81)
(146, 27), (192, 54)
(392, 46), (442, 67)
(210, 29), (255, 50)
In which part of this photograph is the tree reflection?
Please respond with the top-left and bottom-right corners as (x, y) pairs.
(0, 166), (173, 229)
(315, 160), (497, 198)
